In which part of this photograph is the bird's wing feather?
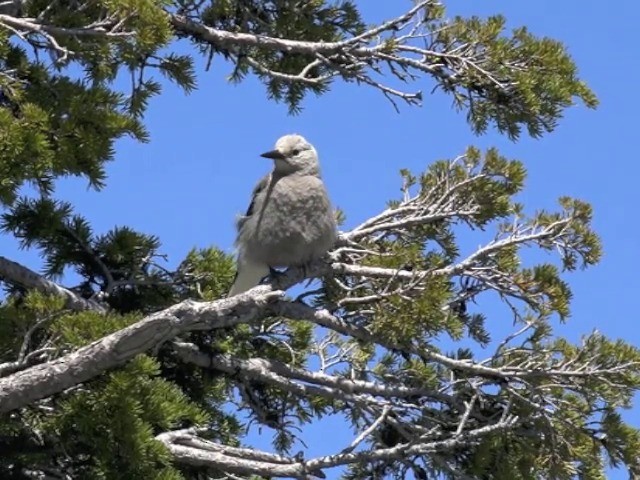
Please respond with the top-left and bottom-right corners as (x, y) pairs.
(246, 174), (270, 217)
(236, 174), (270, 231)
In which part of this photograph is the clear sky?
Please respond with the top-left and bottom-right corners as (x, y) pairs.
(1, 1), (638, 478)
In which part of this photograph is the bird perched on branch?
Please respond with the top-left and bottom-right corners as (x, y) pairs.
(228, 134), (337, 296)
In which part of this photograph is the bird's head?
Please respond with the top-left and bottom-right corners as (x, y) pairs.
(260, 134), (320, 175)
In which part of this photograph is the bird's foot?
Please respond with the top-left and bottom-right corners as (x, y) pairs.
(266, 266), (287, 285)
(269, 266), (286, 275)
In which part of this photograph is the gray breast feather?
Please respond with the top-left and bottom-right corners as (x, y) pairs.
(236, 174), (336, 267)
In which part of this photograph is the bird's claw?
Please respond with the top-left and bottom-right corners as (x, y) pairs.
(266, 266), (285, 282)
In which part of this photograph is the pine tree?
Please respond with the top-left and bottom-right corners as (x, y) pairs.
(0, 1), (637, 479)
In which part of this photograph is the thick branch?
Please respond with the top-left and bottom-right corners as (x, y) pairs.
(0, 255), (106, 312)
(0, 287), (283, 413)
(172, 342), (453, 406)
(157, 417), (519, 477)
(157, 430), (310, 479)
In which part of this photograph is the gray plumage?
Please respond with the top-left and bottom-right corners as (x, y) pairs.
(228, 134), (337, 296)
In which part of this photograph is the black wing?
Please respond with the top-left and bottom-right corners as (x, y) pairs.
(245, 174), (269, 217)
(236, 174), (270, 231)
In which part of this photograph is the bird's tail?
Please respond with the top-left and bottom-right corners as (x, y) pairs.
(228, 258), (270, 297)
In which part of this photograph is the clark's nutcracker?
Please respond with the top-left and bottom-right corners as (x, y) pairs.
(229, 134), (337, 296)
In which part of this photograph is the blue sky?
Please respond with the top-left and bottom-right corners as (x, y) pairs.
(1, 1), (638, 477)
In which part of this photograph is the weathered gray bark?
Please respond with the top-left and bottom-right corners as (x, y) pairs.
(0, 256), (106, 312)
(0, 289), (283, 413)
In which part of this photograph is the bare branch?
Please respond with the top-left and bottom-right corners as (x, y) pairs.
(172, 342), (453, 406)
(0, 255), (106, 312)
(157, 416), (520, 477)
(0, 287), (284, 413)
(343, 405), (392, 454)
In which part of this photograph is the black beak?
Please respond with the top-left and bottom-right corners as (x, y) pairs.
(260, 149), (285, 160)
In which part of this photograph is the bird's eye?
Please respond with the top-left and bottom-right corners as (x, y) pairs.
(292, 148), (301, 155)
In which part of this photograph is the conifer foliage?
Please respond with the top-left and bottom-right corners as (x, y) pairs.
(0, 1), (637, 479)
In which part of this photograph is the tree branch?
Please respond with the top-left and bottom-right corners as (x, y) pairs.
(0, 287), (283, 413)
(172, 341), (454, 406)
(156, 416), (519, 478)
(0, 255), (106, 312)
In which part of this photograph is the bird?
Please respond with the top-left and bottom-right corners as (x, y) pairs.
(228, 134), (337, 296)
